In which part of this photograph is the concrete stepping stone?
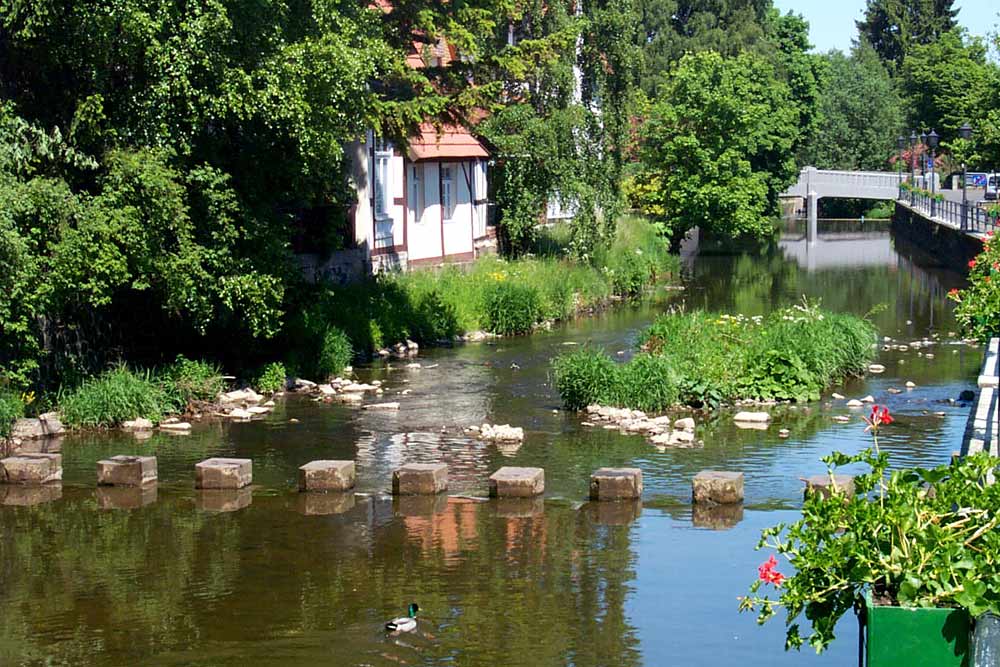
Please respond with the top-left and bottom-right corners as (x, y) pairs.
(298, 460), (355, 492)
(392, 463), (448, 495)
(97, 455), (157, 487)
(0, 453), (62, 484)
(804, 474), (855, 499)
(692, 470), (744, 504)
(590, 468), (643, 501)
(488, 466), (544, 498)
(195, 457), (252, 489)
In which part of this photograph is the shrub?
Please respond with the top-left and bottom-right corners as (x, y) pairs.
(482, 282), (541, 335)
(411, 289), (459, 341)
(317, 327), (352, 379)
(951, 233), (1000, 340)
(555, 302), (875, 411)
(254, 362), (286, 394)
(552, 349), (621, 410)
(163, 355), (223, 407)
(0, 392), (24, 440)
(60, 366), (171, 428)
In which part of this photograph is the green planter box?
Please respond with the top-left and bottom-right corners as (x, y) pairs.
(864, 590), (971, 666)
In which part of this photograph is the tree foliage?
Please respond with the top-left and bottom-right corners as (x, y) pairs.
(635, 51), (800, 247)
(857, 0), (959, 74)
(799, 43), (904, 171)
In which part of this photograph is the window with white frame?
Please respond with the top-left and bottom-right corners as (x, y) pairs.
(408, 163), (423, 224)
(441, 165), (455, 222)
(373, 137), (393, 221)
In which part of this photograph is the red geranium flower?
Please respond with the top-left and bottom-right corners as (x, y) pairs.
(863, 405), (893, 433)
(969, 259), (978, 269)
(948, 288), (959, 296)
(758, 555), (785, 587)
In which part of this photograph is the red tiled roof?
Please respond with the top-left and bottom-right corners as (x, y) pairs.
(409, 123), (489, 160)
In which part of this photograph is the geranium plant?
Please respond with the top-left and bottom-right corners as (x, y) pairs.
(950, 230), (1000, 341)
(740, 406), (1000, 652)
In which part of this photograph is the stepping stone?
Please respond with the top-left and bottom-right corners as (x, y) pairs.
(590, 468), (643, 501)
(298, 460), (356, 492)
(0, 453), (62, 484)
(804, 474), (855, 499)
(488, 466), (545, 498)
(392, 463), (448, 495)
(692, 471), (744, 505)
(195, 458), (252, 489)
(97, 455), (157, 487)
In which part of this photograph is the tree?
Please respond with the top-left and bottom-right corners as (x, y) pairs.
(901, 28), (994, 141)
(638, 0), (774, 95)
(637, 51), (800, 249)
(857, 0), (959, 73)
(799, 42), (904, 171)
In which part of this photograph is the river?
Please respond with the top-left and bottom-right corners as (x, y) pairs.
(0, 219), (978, 666)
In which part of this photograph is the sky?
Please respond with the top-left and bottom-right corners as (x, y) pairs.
(771, 0), (999, 54)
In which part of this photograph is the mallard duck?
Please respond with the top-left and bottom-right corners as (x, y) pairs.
(385, 603), (419, 633)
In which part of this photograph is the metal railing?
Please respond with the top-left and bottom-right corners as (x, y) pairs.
(900, 187), (999, 235)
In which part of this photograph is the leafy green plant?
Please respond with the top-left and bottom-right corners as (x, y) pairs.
(254, 362), (286, 395)
(60, 366), (172, 428)
(316, 326), (352, 379)
(481, 282), (542, 335)
(0, 392), (24, 440)
(741, 438), (1000, 652)
(162, 355), (223, 408)
(554, 301), (874, 411)
(552, 349), (621, 411)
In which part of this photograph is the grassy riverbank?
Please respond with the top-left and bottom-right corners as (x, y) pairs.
(283, 216), (679, 373)
(554, 300), (876, 412)
(2, 217), (678, 430)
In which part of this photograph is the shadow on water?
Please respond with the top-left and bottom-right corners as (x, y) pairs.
(0, 219), (980, 666)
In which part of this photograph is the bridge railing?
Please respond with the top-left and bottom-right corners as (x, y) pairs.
(901, 186), (999, 235)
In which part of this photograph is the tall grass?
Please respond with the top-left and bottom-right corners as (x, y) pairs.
(555, 301), (876, 411)
(288, 216), (679, 359)
(60, 366), (174, 428)
(0, 392), (24, 440)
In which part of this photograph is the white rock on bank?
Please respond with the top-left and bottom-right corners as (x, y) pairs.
(674, 417), (696, 431)
(868, 364), (886, 374)
(860, 395), (875, 403)
(122, 418), (154, 431)
(228, 408), (253, 420)
(846, 399), (864, 408)
(362, 402), (400, 411)
(159, 421), (192, 431)
(831, 393), (845, 400)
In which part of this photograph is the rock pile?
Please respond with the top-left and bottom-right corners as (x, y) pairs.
(582, 405), (700, 449)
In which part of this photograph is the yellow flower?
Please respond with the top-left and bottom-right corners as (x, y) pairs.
(20, 391), (35, 405)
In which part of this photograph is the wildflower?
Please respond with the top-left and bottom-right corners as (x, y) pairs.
(969, 259), (978, 269)
(758, 555), (785, 587)
(948, 288), (959, 296)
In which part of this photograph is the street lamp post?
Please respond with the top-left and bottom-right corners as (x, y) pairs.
(909, 130), (917, 202)
(960, 122), (973, 231)
(928, 129), (939, 216)
(897, 135), (906, 193)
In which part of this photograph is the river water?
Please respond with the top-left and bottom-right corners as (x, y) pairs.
(0, 220), (979, 666)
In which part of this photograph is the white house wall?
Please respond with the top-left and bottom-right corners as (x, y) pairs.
(408, 161), (443, 261)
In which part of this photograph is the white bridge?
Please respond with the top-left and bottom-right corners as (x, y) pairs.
(781, 167), (908, 242)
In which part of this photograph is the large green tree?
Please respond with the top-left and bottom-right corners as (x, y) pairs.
(800, 42), (904, 171)
(857, 0), (959, 73)
(637, 51), (800, 249)
(638, 0), (774, 95)
(900, 28), (994, 141)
